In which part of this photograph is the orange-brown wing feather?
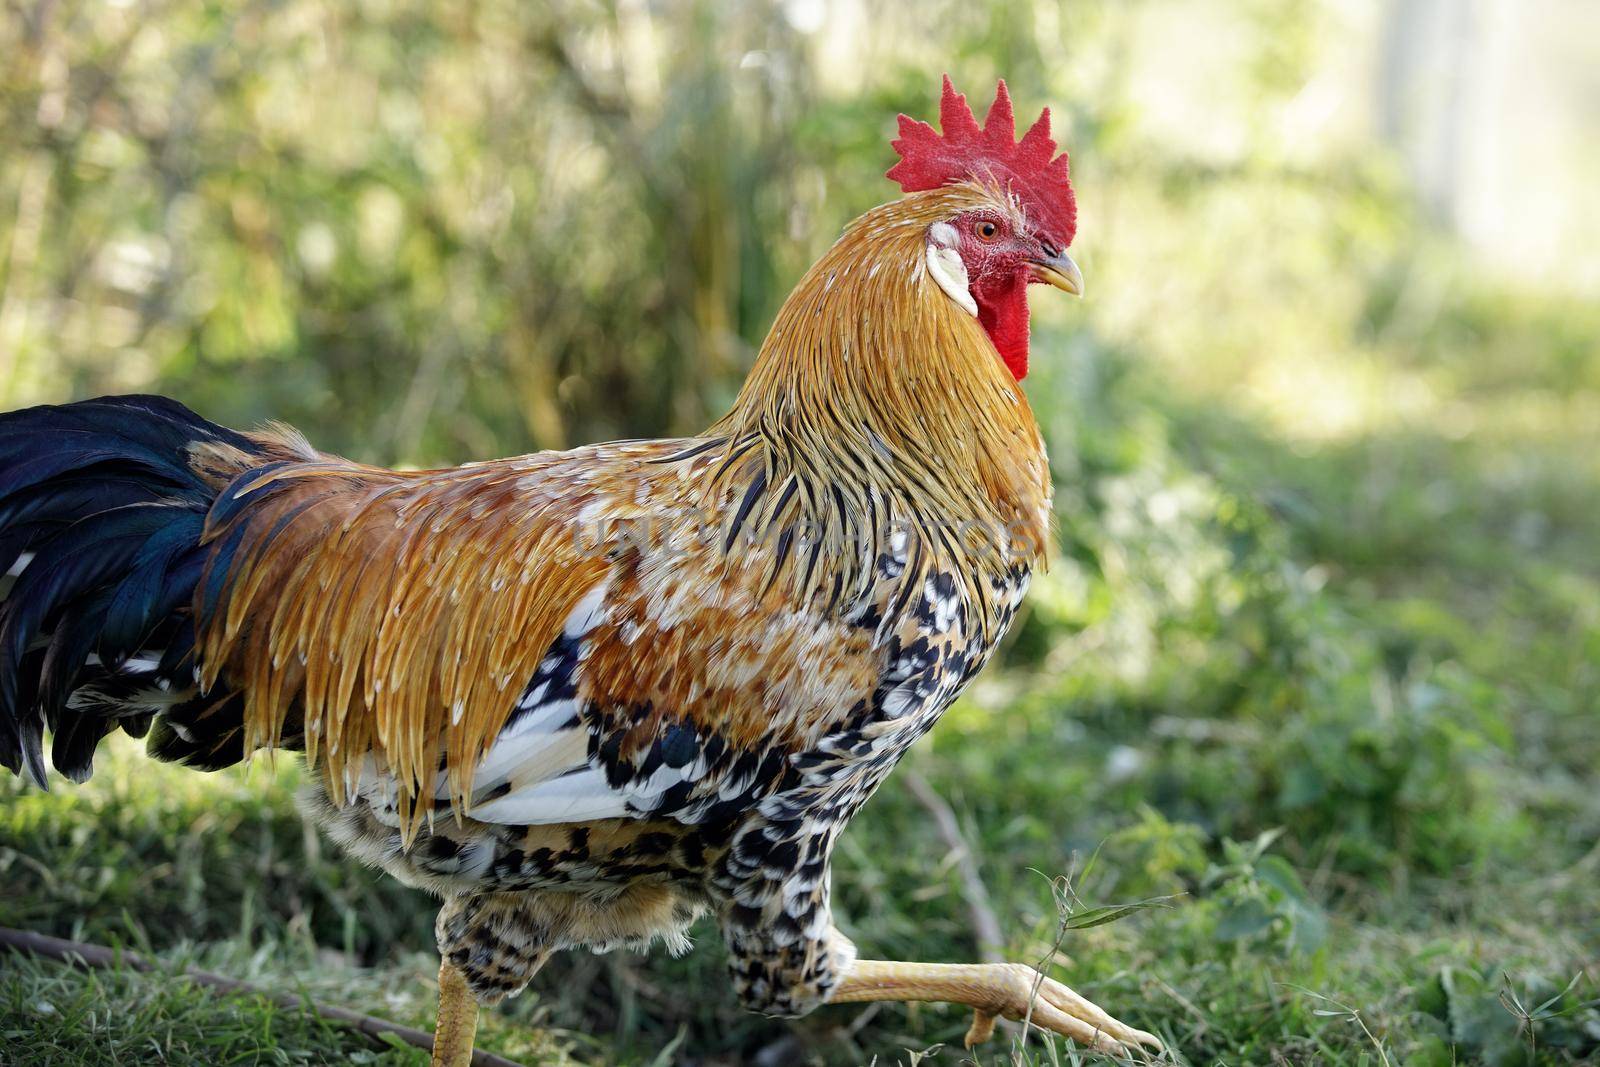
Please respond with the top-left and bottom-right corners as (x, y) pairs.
(194, 437), (612, 839)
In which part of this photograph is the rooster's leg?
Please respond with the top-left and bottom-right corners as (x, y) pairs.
(828, 958), (1162, 1056)
(431, 959), (480, 1067)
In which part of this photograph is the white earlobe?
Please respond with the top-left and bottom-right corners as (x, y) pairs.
(927, 242), (978, 317)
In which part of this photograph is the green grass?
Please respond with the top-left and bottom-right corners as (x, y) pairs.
(2, 949), (429, 1066)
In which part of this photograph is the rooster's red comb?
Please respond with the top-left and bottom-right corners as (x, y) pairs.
(887, 75), (1076, 247)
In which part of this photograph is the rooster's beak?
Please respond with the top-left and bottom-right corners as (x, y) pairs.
(1029, 251), (1083, 297)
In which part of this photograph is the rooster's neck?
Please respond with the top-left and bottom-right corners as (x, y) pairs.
(711, 194), (1052, 590)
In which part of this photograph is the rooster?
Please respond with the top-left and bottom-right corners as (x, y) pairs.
(0, 78), (1161, 1062)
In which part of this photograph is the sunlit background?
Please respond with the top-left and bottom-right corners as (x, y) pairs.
(4, 0), (1598, 449)
(2, 2), (1598, 1065)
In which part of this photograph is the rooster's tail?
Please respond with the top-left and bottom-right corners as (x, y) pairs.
(0, 395), (272, 786)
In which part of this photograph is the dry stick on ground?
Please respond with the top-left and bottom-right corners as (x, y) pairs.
(900, 769), (1026, 1044)
(0, 926), (526, 1067)
(901, 770), (1007, 963)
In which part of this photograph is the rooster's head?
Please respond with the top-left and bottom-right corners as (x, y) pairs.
(888, 76), (1081, 381)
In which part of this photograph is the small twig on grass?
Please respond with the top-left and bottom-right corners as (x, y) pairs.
(0, 925), (526, 1067)
(1500, 970), (1591, 1059)
(902, 770), (1036, 1053)
(1279, 983), (1391, 1067)
(1149, 974), (1209, 1039)
(902, 770), (1006, 963)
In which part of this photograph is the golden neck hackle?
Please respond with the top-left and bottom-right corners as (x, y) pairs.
(711, 186), (1052, 615)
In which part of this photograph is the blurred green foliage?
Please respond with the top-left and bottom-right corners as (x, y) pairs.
(3, 0), (1599, 1064)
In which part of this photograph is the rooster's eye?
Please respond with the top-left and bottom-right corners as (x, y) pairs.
(975, 220), (1000, 241)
